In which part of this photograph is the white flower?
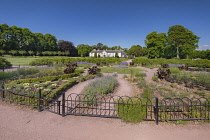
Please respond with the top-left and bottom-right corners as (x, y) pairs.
(23, 83), (30, 86)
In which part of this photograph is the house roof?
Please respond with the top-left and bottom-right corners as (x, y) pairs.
(90, 50), (125, 53)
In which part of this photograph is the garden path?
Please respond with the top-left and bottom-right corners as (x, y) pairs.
(136, 66), (158, 83)
(125, 59), (158, 83)
(62, 73), (135, 100)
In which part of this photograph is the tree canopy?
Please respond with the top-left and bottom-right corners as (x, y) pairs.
(127, 45), (143, 57)
(167, 25), (200, 59)
(58, 40), (77, 57)
(145, 31), (167, 58)
(144, 25), (200, 59)
(76, 44), (93, 57)
(0, 24), (58, 53)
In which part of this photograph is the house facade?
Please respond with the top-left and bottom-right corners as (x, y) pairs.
(89, 49), (127, 58)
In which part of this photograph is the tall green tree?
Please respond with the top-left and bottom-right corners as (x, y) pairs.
(44, 33), (58, 51)
(0, 24), (13, 51)
(96, 43), (103, 50)
(145, 31), (167, 58)
(102, 45), (109, 50)
(34, 33), (47, 52)
(127, 45), (143, 57)
(76, 44), (93, 57)
(167, 25), (200, 59)
(111, 46), (122, 50)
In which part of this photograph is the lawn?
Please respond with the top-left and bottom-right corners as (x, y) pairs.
(100, 67), (146, 74)
(5, 56), (69, 66)
(5, 57), (39, 66)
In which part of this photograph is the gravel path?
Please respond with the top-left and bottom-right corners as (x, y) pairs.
(136, 66), (158, 83)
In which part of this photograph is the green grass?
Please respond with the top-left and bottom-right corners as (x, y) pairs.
(5, 56), (69, 66)
(5, 58), (39, 66)
(100, 67), (146, 74)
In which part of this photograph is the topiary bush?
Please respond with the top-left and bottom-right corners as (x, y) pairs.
(0, 57), (12, 68)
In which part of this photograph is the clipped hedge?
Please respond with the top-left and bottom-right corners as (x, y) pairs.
(133, 58), (210, 68)
(46, 74), (96, 99)
(45, 79), (78, 99)
(14, 72), (80, 84)
(0, 57), (12, 68)
(29, 57), (128, 66)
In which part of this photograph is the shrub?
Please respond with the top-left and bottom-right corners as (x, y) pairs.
(133, 58), (210, 68)
(169, 67), (180, 74)
(116, 98), (147, 123)
(29, 57), (128, 66)
(13, 72), (81, 84)
(84, 76), (118, 95)
(0, 71), (17, 81)
(0, 57), (12, 68)
(17, 67), (40, 76)
(141, 87), (154, 99)
(63, 62), (77, 74)
(157, 68), (171, 80)
(152, 76), (158, 82)
(88, 66), (101, 75)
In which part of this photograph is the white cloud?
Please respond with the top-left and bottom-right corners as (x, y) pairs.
(196, 45), (210, 50)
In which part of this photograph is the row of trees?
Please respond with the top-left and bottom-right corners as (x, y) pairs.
(1, 24), (207, 59)
(144, 25), (200, 59)
(0, 24), (58, 52)
(0, 24), (128, 57)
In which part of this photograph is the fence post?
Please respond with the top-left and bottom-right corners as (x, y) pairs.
(57, 101), (61, 115)
(62, 93), (65, 117)
(38, 89), (42, 112)
(154, 97), (159, 125)
(1, 82), (5, 99)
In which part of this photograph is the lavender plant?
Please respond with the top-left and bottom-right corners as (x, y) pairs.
(84, 76), (118, 95)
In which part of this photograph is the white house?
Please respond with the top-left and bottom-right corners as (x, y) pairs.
(89, 49), (127, 58)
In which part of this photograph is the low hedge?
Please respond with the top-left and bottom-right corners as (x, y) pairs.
(15, 72), (80, 84)
(133, 58), (210, 68)
(29, 57), (128, 66)
(45, 79), (78, 99)
(43, 74), (96, 102)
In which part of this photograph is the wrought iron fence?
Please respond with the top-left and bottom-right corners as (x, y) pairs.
(63, 93), (210, 124)
(0, 86), (40, 109)
(0, 87), (210, 124)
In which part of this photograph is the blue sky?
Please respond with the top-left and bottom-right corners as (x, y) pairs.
(0, 0), (210, 50)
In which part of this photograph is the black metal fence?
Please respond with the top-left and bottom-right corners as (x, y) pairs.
(62, 93), (210, 124)
(0, 84), (40, 109)
(0, 84), (64, 115)
(0, 87), (210, 124)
